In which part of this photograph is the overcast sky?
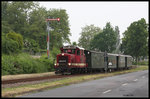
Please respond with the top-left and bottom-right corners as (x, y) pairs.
(39, 1), (148, 44)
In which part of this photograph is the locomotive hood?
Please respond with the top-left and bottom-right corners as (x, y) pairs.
(57, 53), (74, 57)
(57, 53), (75, 63)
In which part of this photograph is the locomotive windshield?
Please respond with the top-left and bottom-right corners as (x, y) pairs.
(63, 49), (76, 54)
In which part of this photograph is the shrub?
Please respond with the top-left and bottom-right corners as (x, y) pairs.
(2, 34), (20, 54)
(2, 54), (18, 75)
(138, 61), (148, 65)
(2, 47), (60, 75)
(2, 53), (49, 75)
(6, 32), (23, 50)
(15, 53), (48, 74)
(51, 47), (60, 58)
(132, 61), (148, 65)
(24, 38), (40, 54)
(2, 32), (23, 54)
(38, 53), (55, 71)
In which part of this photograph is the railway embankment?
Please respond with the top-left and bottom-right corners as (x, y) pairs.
(2, 65), (148, 97)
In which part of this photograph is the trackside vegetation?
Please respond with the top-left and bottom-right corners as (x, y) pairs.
(1, 1), (66, 75)
(2, 53), (57, 75)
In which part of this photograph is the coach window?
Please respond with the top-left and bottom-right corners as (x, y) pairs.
(77, 50), (80, 55)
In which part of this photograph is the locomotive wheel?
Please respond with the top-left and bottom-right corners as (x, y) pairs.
(62, 72), (64, 75)
(71, 69), (75, 75)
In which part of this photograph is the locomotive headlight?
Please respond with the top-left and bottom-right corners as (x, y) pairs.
(62, 53), (64, 56)
(68, 63), (71, 66)
(54, 63), (56, 66)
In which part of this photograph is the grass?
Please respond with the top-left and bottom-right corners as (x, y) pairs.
(2, 72), (55, 81)
(2, 65), (148, 97)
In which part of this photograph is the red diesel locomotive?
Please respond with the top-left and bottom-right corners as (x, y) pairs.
(54, 45), (132, 75)
(54, 45), (87, 74)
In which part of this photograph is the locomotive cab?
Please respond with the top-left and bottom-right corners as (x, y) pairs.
(54, 45), (86, 74)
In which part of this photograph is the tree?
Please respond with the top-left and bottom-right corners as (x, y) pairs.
(122, 18), (148, 64)
(28, 8), (71, 50)
(2, 1), (71, 53)
(72, 41), (77, 46)
(78, 24), (102, 50)
(27, 7), (47, 49)
(1, 1), (37, 35)
(1, 1), (8, 21)
(90, 22), (117, 53)
(47, 9), (71, 49)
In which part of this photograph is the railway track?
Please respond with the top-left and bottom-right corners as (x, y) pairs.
(2, 75), (65, 85)
(2, 74), (88, 85)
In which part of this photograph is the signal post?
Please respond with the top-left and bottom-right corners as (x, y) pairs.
(46, 17), (60, 58)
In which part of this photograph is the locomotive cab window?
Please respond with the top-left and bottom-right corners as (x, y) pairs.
(63, 49), (75, 54)
(77, 50), (80, 55)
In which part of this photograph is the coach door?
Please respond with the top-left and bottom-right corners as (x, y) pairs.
(84, 50), (91, 68)
(116, 56), (119, 70)
(125, 57), (127, 68)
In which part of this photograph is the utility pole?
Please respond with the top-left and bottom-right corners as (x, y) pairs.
(46, 17), (60, 58)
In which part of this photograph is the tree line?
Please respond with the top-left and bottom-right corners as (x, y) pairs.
(78, 19), (148, 64)
(78, 23), (121, 53)
(2, 1), (71, 55)
(2, 1), (148, 65)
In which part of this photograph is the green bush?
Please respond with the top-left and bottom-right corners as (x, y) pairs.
(38, 53), (55, 71)
(6, 32), (23, 50)
(2, 47), (60, 75)
(38, 47), (60, 72)
(2, 53), (49, 75)
(132, 61), (148, 65)
(138, 61), (148, 65)
(52, 47), (60, 58)
(15, 53), (48, 74)
(2, 32), (23, 54)
(24, 38), (40, 54)
(2, 54), (16, 75)
(2, 36), (20, 54)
